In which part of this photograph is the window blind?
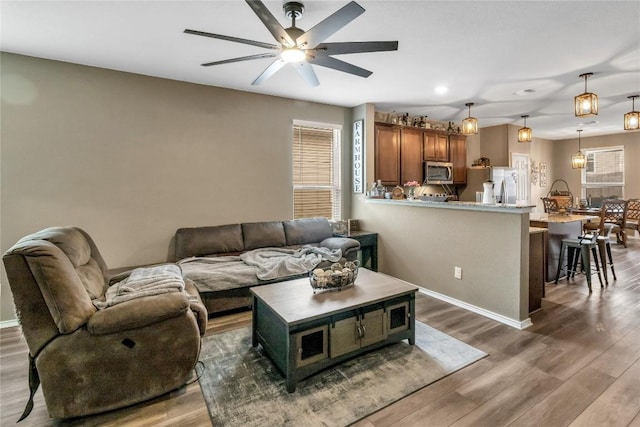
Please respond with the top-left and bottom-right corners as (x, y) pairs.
(292, 124), (341, 220)
(582, 147), (624, 198)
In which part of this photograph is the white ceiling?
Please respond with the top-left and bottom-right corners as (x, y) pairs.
(2, 1), (639, 140)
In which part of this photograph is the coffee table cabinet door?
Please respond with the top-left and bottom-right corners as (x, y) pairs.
(295, 325), (328, 368)
(360, 308), (388, 347)
(330, 316), (360, 358)
(387, 302), (410, 335)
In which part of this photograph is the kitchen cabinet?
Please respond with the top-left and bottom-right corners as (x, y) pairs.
(423, 130), (449, 162)
(400, 128), (424, 184)
(529, 228), (547, 313)
(449, 134), (467, 184)
(374, 123), (400, 186)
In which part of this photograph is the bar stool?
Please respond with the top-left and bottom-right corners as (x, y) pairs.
(595, 224), (617, 285)
(555, 231), (604, 292)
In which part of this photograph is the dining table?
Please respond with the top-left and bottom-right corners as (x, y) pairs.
(570, 207), (603, 216)
(529, 213), (600, 282)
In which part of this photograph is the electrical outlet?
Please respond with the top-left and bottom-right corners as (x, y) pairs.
(454, 266), (463, 280)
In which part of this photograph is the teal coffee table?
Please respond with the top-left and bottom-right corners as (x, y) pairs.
(250, 268), (417, 392)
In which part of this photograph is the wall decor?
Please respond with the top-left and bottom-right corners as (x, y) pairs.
(530, 160), (539, 185)
(539, 162), (547, 187)
(353, 120), (364, 193)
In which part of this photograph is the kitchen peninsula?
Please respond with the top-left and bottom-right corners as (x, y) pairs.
(529, 213), (598, 282)
(352, 197), (535, 329)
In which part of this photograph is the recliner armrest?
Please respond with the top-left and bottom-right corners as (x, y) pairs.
(87, 293), (189, 335)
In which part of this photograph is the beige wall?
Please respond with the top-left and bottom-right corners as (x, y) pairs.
(0, 53), (351, 322)
(351, 201), (530, 324)
(553, 132), (640, 201)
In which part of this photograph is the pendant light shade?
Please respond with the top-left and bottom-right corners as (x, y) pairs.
(462, 102), (478, 135)
(517, 115), (532, 142)
(624, 95), (639, 131)
(572, 129), (586, 169)
(575, 73), (598, 117)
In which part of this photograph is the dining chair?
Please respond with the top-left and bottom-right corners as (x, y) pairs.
(625, 199), (640, 238)
(583, 199), (629, 248)
(541, 197), (559, 213)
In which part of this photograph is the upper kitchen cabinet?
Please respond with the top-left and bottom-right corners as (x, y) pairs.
(449, 134), (467, 184)
(375, 123), (401, 186)
(400, 128), (424, 184)
(423, 130), (449, 162)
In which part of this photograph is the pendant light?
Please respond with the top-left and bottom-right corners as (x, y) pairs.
(624, 95), (639, 130)
(575, 73), (598, 117)
(462, 102), (478, 135)
(572, 129), (586, 169)
(517, 115), (532, 142)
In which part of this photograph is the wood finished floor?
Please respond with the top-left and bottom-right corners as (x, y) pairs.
(1, 236), (639, 426)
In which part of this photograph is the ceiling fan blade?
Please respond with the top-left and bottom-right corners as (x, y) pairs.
(244, 0), (295, 47)
(296, 1), (365, 49)
(315, 41), (399, 55)
(184, 29), (279, 50)
(252, 59), (287, 85)
(292, 61), (320, 87)
(202, 53), (277, 67)
(308, 54), (372, 78)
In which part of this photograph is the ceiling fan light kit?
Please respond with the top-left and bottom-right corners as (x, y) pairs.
(185, 0), (398, 86)
(624, 95), (639, 131)
(462, 103), (478, 135)
(517, 115), (532, 142)
(575, 72), (598, 117)
(281, 48), (306, 63)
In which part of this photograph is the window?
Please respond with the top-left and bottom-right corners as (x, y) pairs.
(292, 121), (341, 220)
(581, 146), (624, 201)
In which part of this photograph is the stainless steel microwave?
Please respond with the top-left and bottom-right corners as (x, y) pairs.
(424, 161), (453, 184)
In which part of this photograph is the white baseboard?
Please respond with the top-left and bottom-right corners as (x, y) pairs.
(417, 288), (533, 330)
(0, 319), (19, 329)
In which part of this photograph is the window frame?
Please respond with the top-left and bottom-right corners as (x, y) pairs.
(292, 120), (342, 221)
(580, 145), (625, 199)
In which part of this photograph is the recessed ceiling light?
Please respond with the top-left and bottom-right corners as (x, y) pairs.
(513, 89), (536, 96)
(434, 85), (448, 95)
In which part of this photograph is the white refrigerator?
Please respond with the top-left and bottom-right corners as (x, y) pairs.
(459, 167), (518, 204)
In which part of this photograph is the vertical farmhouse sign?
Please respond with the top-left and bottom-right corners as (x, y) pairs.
(353, 120), (364, 193)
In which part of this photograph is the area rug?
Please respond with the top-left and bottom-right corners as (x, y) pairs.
(197, 321), (487, 426)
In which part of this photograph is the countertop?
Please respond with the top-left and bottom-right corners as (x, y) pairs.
(366, 198), (534, 214)
(529, 213), (599, 223)
(529, 226), (547, 234)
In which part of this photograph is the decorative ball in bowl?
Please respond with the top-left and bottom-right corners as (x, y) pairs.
(309, 260), (359, 293)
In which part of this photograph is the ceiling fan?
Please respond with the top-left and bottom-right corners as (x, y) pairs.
(184, 0), (398, 87)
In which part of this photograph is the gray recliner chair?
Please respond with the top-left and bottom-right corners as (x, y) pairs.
(2, 227), (207, 420)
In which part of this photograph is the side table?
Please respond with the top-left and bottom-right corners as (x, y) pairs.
(347, 231), (378, 272)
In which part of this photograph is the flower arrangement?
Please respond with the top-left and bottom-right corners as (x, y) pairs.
(404, 181), (421, 199)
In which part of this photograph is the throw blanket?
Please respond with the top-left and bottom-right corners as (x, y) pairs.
(177, 246), (342, 293)
(93, 264), (185, 309)
(240, 246), (342, 280)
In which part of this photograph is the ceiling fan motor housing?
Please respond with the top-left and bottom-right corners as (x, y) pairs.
(284, 2), (304, 20)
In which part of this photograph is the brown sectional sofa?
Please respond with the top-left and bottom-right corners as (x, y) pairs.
(174, 217), (360, 315)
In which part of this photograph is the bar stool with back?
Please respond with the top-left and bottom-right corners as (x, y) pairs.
(555, 230), (604, 292)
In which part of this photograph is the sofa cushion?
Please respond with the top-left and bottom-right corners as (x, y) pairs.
(242, 221), (286, 250)
(284, 218), (333, 246)
(175, 224), (244, 259)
